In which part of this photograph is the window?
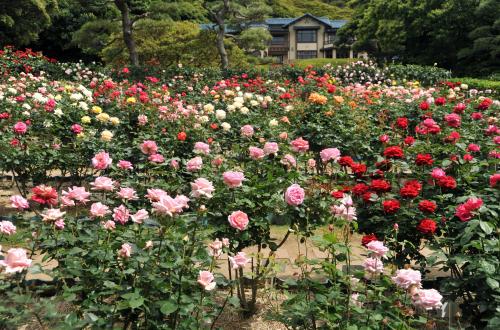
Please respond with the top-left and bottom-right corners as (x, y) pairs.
(271, 35), (286, 45)
(297, 30), (316, 43)
(297, 51), (317, 59)
(325, 33), (336, 44)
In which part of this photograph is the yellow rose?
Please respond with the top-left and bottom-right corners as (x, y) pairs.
(55, 95), (62, 101)
(100, 130), (113, 142)
(81, 116), (91, 124)
(91, 106), (102, 114)
(109, 117), (120, 125)
(76, 133), (85, 139)
(65, 85), (73, 92)
(126, 97), (136, 104)
(96, 113), (110, 122)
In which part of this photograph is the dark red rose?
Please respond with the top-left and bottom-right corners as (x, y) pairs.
(396, 117), (409, 129)
(383, 146), (404, 159)
(415, 154), (434, 166)
(417, 219), (437, 234)
(361, 233), (378, 247)
(331, 191), (344, 199)
(471, 112), (483, 120)
(418, 200), (437, 213)
(404, 136), (415, 146)
(420, 101), (430, 110)
(445, 131), (460, 143)
(477, 98), (492, 110)
(400, 180), (422, 198)
(370, 179), (391, 192)
(362, 191), (376, 203)
(352, 183), (370, 195)
(437, 176), (457, 189)
(435, 97), (446, 106)
(338, 156), (354, 167)
(351, 163), (367, 175)
(383, 199), (400, 214)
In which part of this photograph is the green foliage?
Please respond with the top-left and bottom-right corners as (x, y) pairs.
(237, 27), (272, 52)
(291, 58), (358, 69)
(448, 77), (500, 94)
(267, 0), (353, 19)
(387, 64), (452, 86)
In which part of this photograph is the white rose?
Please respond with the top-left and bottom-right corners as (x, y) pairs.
(221, 122), (231, 131)
(215, 110), (226, 120)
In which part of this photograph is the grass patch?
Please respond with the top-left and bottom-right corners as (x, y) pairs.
(291, 58), (359, 69)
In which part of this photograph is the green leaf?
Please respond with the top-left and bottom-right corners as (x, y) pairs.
(160, 301), (178, 315)
(479, 221), (493, 235)
(486, 278), (499, 289)
(129, 296), (144, 309)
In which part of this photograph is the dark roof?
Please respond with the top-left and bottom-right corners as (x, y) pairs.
(281, 13), (347, 29)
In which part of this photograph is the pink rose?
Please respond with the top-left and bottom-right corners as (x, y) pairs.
(290, 137), (309, 152)
(13, 122), (27, 134)
(208, 239), (223, 257)
(174, 195), (190, 210)
(320, 148), (340, 163)
(55, 219), (65, 230)
(444, 113), (461, 127)
(90, 202), (110, 218)
(363, 257), (384, 273)
(366, 240), (389, 258)
(148, 153), (165, 163)
(194, 142), (210, 155)
(466, 143), (480, 153)
(190, 178), (215, 199)
(263, 142), (279, 155)
(10, 195), (29, 210)
(281, 154), (296, 168)
(145, 188), (168, 202)
(279, 132), (288, 140)
(379, 134), (390, 143)
(41, 209), (66, 222)
(71, 124), (82, 134)
(391, 269), (422, 290)
(62, 186), (90, 205)
(90, 176), (116, 191)
(170, 159), (180, 169)
(0, 248), (32, 273)
(117, 187), (139, 200)
(430, 168), (446, 179)
(285, 184), (305, 206)
(118, 243), (132, 259)
(412, 289), (443, 310)
(186, 156), (203, 172)
(140, 140), (158, 155)
(249, 146), (265, 160)
(240, 125), (254, 137)
(92, 151), (112, 170)
(307, 159), (316, 168)
(113, 205), (130, 224)
(197, 270), (216, 291)
(229, 252), (250, 269)
(118, 160), (133, 170)
(102, 220), (116, 231)
(131, 209), (149, 224)
(228, 210), (249, 231)
(0, 221), (16, 235)
(223, 171), (245, 188)
(152, 195), (182, 216)
(137, 114), (148, 126)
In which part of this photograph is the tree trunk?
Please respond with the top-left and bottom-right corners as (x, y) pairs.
(216, 24), (229, 70)
(114, 0), (139, 66)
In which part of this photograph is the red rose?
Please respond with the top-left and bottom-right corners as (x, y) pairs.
(351, 163), (367, 175)
(331, 191), (344, 199)
(437, 176), (457, 189)
(177, 131), (187, 141)
(383, 199), (400, 214)
(362, 191), (376, 203)
(419, 101), (430, 110)
(477, 98), (492, 110)
(404, 136), (415, 146)
(396, 117), (409, 129)
(338, 156), (354, 167)
(370, 179), (391, 192)
(383, 146), (404, 159)
(453, 103), (466, 114)
(463, 154), (473, 162)
(445, 131), (460, 143)
(352, 183), (370, 195)
(435, 97), (446, 106)
(418, 200), (437, 213)
(361, 233), (378, 247)
(415, 154), (434, 166)
(375, 160), (391, 172)
(400, 180), (422, 198)
(417, 219), (437, 234)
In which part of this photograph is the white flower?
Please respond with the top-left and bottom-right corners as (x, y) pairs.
(250, 100), (259, 107)
(240, 107), (249, 115)
(233, 101), (243, 109)
(198, 115), (209, 123)
(221, 122), (231, 131)
(203, 103), (214, 113)
(215, 110), (226, 120)
(269, 119), (279, 127)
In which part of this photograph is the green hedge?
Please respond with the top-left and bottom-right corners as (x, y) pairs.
(291, 58), (358, 69)
(448, 77), (500, 94)
(387, 64), (452, 86)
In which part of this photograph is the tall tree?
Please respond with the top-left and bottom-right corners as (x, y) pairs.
(202, 0), (271, 69)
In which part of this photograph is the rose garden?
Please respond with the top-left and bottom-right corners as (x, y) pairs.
(0, 47), (498, 329)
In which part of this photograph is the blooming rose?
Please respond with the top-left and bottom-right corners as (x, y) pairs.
(417, 219), (437, 234)
(249, 146), (265, 160)
(228, 210), (249, 231)
(455, 197), (483, 222)
(62, 186), (90, 206)
(13, 122), (27, 134)
(186, 157), (203, 172)
(41, 208), (66, 222)
(140, 140), (158, 155)
(396, 117), (409, 129)
(490, 173), (500, 187)
(198, 270), (216, 291)
(90, 176), (116, 191)
(338, 156), (354, 167)
(229, 252), (251, 269)
(10, 195), (29, 210)
(418, 200), (437, 213)
(131, 209), (149, 224)
(116, 187), (138, 201)
(152, 195), (182, 216)
(363, 257), (384, 273)
(382, 199), (400, 214)
(466, 143), (480, 153)
(31, 185), (58, 206)
(383, 146), (404, 159)
(320, 148), (341, 163)
(118, 243), (132, 258)
(148, 153), (165, 163)
(240, 125), (254, 137)
(415, 154), (434, 166)
(431, 168), (446, 179)
(118, 160), (133, 170)
(102, 220), (116, 231)
(444, 113), (461, 128)
(281, 154), (296, 167)
(370, 179), (391, 193)
(392, 269), (422, 290)
(400, 180), (422, 199)
(412, 289), (443, 310)
(379, 134), (390, 143)
(290, 137), (309, 153)
(190, 178), (215, 199)
(436, 176), (457, 189)
(223, 171), (245, 188)
(0, 248), (32, 273)
(361, 233), (378, 247)
(366, 240), (389, 258)
(0, 221), (16, 235)
(285, 184), (305, 206)
(263, 142), (279, 155)
(194, 142), (210, 155)
(90, 202), (110, 218)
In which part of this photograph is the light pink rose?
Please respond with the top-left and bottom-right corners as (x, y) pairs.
(229, 252), (250, 269)
(145, 188), (168, 202)
(194, 142), (210, 155)
(228, 210), (249, 231)
(13, 122), (28, 134)
(54, 219), (65, 230)
(211, 157), (224, 167)
(131, 209), (149, 224)
(279, 132), (288, 140)
(330, 204), (357, 221)
(174, 195), (190, 210)
(431, 168), (446, 179)
(197, 270), (216, 291)
(290, 137), (309, 152)
(222, 238), (230, 247)
(10, 195), (29, 210)
(186, 156), (203, 172)
(102, 220), (116, 231)
(148, 153), (165, 163)
(281, 154), (296, 167)
(391, 269), (422, 290)
(144, 240), (153, 249)
(190, 178), (215, 199)
(118, 243), (132, 259)
(240, 125), (254, 137)
(113, 205), (130, 225)
(412, 289), (443, 310)
(320, 148), (340, 163)
(170, 159), (179, 169)
(363, 257), (384, 273)
(366, 240), (389, 258)
(208, 238), (223, 257)
(118, 160), (133, 170)
(223, 171), (245, 188)
(285, 184), (305, 206)
(62, 186), (90, 205)
(117, 187), (139, 200)
(0, 248), (32, 273)
(307, 159), (316, 168)
(90, 176), (116, 191)
(41, 209), (66, 222)
(0, 221), (16, 235)
(137, 114), (148, 126)
(152, 195), (182, 216)
(90, 202), (110, 218)
(140, 140), (158, 155)
(263, 142), (279, 155)
(92, 151), (112, 170)
(249, 146), (265, 160)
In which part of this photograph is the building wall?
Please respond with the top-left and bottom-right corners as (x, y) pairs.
(287, 17), (326, 60)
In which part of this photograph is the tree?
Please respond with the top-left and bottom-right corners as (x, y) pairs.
(0, 0), (59, 46)
(202, 0), (271, 69)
